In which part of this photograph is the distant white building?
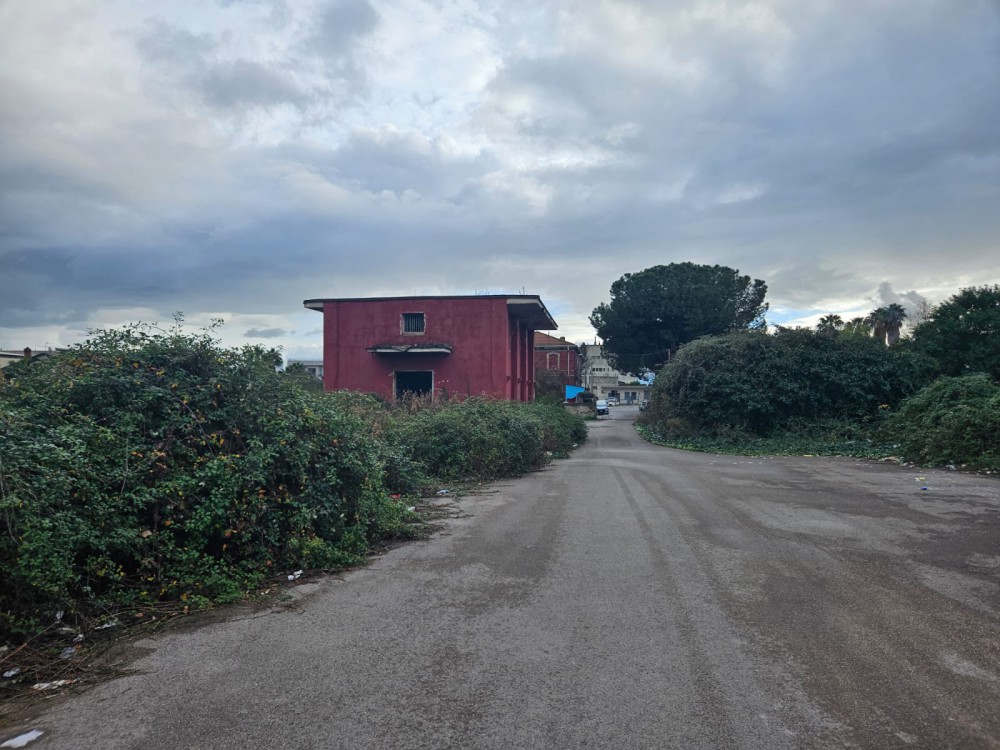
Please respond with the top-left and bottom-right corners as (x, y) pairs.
(0, 348), (63, 369)
(579, 343), (651, 405)
(286, 358), (324, 380)
(0, 351), (24, 369)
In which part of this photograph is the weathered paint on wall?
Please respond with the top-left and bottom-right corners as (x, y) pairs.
(314, 297), (543, 401)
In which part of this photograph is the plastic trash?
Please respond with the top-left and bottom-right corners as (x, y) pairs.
(287, 570), (303, 581)
(95, 620), (120, 630)
(58, 646), (77, 659)
(2, 668), (21, 679)
(435, 489), (451, 496)
(31, 680), (75, 691)
(1, 729), (45, 748)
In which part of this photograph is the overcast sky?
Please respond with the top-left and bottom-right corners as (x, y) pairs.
(2, 0), (998, 358)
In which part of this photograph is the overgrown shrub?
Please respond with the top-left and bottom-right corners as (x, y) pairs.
(526, 400), (588, 455)
(648, 329), (934, 436)
(391, 397), (586, 481)
(0, 324), (411, 642)
(913, 285), (1000, 378)
(0, 323), (588, 643)
(880, 374), (1000, 469)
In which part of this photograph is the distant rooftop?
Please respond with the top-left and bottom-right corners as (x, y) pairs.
(534, 331), (577, 348)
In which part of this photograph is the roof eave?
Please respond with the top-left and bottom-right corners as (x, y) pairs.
(506, 297), (557, 330)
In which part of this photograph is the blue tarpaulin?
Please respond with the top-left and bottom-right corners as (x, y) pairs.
(564, 385), (586, 401)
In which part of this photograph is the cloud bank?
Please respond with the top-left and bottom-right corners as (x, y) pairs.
(1, 0), (997, 355)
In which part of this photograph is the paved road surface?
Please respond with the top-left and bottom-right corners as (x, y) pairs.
(7, 407), (1000, 749)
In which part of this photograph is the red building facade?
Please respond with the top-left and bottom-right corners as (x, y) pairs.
(533, 332), (580, 386)
(303, 295), (557, 401)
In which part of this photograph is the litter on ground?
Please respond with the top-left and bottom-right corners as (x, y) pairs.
(1, 730), (45, 748)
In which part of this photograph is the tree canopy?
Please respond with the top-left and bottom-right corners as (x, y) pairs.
(649, 329), (935, 435)
(590, 262), (768, 374)
(816, 314), (844, 337)
(912, 284), (1000, 378)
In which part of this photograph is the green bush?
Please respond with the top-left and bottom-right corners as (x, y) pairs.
(528, 400), (589, 455)
(391, 397), (586, 481)
(913, 285), (1000, 378)
(0, 324), (411, 642)
(0, 323), (587, 643)
(648, 329), (934, 436)
(880, 374), (1000, 469)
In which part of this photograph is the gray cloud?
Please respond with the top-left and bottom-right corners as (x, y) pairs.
(1, 0), (997, 350)
(244, 327), (287, 338)
(199, 60), (308, 109)
(873, 282), (930, 316)
(136, 19), (309, 111)
(323, 129), (495, 197)
(135, 18), (216, 64)
(309, 0), (380, 57)
(0, 249), (79, 326)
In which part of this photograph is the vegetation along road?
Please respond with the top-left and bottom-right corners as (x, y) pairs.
(13, 406), (1000, 749)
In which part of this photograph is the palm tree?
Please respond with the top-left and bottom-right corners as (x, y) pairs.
(816, 314), (844, 337)
(841, 317), (870, 337)
(866, 308), (889, 344)
(867, 304), (908, 345)
(883, 303), (908, 345)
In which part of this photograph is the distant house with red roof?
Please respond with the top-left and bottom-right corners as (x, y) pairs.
(533, 332), (580, 388)
(304, 294), (557, 402)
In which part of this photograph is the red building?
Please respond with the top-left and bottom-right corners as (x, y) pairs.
(303, 295), (557, 401)
(533, 332), (580, 386)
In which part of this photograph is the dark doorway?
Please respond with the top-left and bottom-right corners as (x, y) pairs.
(395, 370), (433, 399)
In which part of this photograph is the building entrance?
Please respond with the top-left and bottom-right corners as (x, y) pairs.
(395, 370), (433, 399)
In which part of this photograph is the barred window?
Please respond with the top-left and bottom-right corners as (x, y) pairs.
(402, 313), (425, 334)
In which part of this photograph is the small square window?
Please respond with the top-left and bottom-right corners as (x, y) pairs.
(402, 312), (425, 334)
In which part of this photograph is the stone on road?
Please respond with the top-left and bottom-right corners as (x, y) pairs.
(11, 407), (1000, 749)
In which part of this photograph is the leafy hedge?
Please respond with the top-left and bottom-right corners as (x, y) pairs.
(880, 374), (1000, 469)
(912, 285), (1000, 378)
(648, 329), (934, 436)
(0, 325), (586, 643)
(392, 398), (587, 481)
(0, 325), (416, 641)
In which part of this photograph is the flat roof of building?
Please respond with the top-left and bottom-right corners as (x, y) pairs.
(303, 294), (557, 330)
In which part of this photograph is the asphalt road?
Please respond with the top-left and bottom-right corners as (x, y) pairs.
(7, 407), (1000, 749)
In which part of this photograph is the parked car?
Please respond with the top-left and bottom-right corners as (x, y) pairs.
(607, 396), (619, 406)
(639, 400), (650, 412)
(595, 399), (609, 415)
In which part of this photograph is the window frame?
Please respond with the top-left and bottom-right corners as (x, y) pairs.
(401, 312), (426, 335)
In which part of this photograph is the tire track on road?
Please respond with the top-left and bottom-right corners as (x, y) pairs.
(611, 466), (799, 750)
